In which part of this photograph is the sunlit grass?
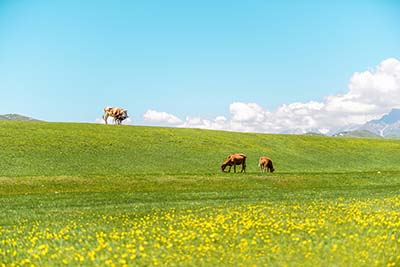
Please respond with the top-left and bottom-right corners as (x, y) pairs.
(1, 196), (400, 266)
(1, 121), (400, 266)
(0, 121), (400, 177)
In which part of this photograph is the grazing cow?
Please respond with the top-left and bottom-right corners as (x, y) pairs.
(221, 153), (247, 173)
(103, 107), (128, 125)
(258, 156), (275, 173)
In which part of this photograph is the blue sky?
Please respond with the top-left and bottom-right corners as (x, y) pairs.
(0, 1), (399, 132)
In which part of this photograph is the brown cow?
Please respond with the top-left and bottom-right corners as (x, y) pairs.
(258, 156), (275, 173)
(221, 153), (247, 173)
(103, 107), (128, 125)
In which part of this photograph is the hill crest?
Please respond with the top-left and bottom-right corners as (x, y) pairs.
(0, 114), (41, 121)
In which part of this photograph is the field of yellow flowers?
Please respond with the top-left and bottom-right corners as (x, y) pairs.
(1, 194), (400, 266)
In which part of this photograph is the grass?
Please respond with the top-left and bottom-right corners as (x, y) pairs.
(1, 121), (400, 177)
(1, 121), (400, 266)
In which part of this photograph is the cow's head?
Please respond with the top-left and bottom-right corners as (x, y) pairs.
(119, 109), (128, 121)
(220, 160), (231, 172)
(221, 163), (227, 172)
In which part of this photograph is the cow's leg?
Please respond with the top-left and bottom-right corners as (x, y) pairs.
(242, 163), (246, 173)
(103, 113), (109, 124)
(228, 165), (231, 172)
(234, 164), (237, 173)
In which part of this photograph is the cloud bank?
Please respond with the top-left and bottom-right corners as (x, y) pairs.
(143, 58), (400, 134)
(143, 110), (183, 125)
(95, 117), (132, 125)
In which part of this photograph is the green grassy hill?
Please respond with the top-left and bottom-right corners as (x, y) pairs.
(0, 121), (399, 178)
(2, 121), (400, 266)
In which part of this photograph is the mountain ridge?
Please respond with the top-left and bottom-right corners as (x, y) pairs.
(0, 114), (42, 122)
(356, 108), (400, 138)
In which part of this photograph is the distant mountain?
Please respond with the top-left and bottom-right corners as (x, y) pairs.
(304, 132), (326, 136)
(280, 109), (400, 138)
(330, 124), (361, 136)
(370, 109), (400, 124)
(333, 130), (382, 139)
(281, 127), (328, 135)
(0, 114), (41, 122)
(357, 109), (400, 138)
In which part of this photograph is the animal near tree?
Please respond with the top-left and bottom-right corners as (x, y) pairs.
(258, 156), (275, 173)
(221, 153), (247, 173)
(103, 107), (128, 125)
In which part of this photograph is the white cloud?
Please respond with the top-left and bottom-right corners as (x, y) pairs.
(179, 116), (228, 131)
(122, 117), (133, 125)
(95, 118), (105, 124)
(229, 102), (268, 123)
(95, 117), (132, 125)
(143, 109), (182, 125)
(143, 58), (400, 134)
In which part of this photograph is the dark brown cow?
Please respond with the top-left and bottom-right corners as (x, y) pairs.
(258, 156), (275, 173)
(221, 153), (247, 173)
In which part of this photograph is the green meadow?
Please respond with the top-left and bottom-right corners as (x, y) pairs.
(1, 121), (400, 266)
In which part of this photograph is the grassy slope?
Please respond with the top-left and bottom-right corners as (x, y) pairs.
(1, 120), (400, 215)
(2, 121), (400, 266)
(0, 121), (399, 177)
